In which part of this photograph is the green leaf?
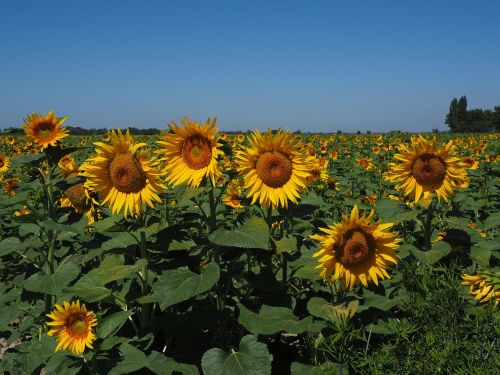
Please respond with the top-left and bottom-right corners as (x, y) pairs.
(152, 263), (220, 310)
(109, 343), (147, 375)
(410, 242), (449, 265)
(100, 232), (138, 251)
(0, 237), (27, 257)
(238, 304), (322, 335)
(43, 353), (82, 375)
(97, 310), (132, 339)
(362, 289), (398, 311)
(146, 351), (200, 375)
(290, 362), (323, 375)
(201, 335), (271, 375)
(274, 236), (297, 254)
(23, 262), (80, 295)
(307, 297), (333, 320)
(80, 254), (146, 286)
(484, 212), (500, 231)
(209, 217), (269, 250)
(470, 240), (496, 266)
(90, 216), (121, 232)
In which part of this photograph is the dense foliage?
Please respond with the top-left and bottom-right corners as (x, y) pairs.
(0, 125), (499, 375)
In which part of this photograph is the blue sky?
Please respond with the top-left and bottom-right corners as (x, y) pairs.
(1, 1), (499, 132)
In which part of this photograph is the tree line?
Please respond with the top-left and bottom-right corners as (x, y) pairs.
(446, 96), (500, 132)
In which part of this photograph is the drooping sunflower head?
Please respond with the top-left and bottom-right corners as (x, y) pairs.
(22, 111), (69, 149)
(3, 177), (19, 196)
(81, 129), (166, 218)
(311, 205), (400, 290)
(61, 183), (92, 213)
(385, 136), (469, 203)
(0, 153), (10, 174)
(46, 300), (97, 356)
(462, 271), (500, 305)
(236, 129), (311, 209)
(156, 117), (223, 188)
(58, 155), (80, 179)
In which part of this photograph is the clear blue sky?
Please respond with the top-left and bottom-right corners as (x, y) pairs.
(1, 0), (499, 132)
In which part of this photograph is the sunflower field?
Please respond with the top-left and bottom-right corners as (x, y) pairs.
(0, 113), (499, 375)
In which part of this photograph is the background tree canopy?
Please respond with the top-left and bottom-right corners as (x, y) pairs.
(446, 96), (500, 132)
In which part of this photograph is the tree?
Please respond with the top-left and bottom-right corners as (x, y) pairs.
(445, 97), (459, 132)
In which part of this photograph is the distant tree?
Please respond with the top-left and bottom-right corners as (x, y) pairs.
(432, 128), (440, 133)
(446, 98), (458, 131)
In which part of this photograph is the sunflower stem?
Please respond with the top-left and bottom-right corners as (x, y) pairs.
(139, 230), (150, 329)
(281, 253), (288, 287)
(44, 154), (56, 312)
(424, 201), (435, 252)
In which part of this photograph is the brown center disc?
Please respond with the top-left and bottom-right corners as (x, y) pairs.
(182, 135), (213, 170)
(35, 122), (55, 141)
(64, 183), (91, 211)
(65, 312), (89, 338)
(412, 153), (447, 186)
(336, 228), (375, 268)
(109, 153), (147, 193)
(255, 151), (293, 188)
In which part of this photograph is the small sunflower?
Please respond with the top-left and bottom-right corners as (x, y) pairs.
(46, 300), (97, 355)
(156, 117), (223, 188)
(6, 136), (15, 146)
(462, 272), (500, 305)
(385, 136), (469, 203)
(236, 129), (311, 208)
(81, 129), (166, 218)
(60, 183), (97, 223)
(0, 153), (10, 174)
(222, 180), (244, 209)
(311, 205), (400, 290)
(306, 157), (329, 184)
(22, 111), (69, 148)
(356, 157), (375, 170)
(58, 155), (80, 179)
(3, 177), (19, 196)
(461, 156), (479, 170)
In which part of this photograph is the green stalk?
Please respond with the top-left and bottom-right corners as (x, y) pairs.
(208, 183), (225, 311)
(281, 252), (288, 286)
(424, 201), (435, 252)
(139, 230), (150, 329)
(44, 158), (56, 312)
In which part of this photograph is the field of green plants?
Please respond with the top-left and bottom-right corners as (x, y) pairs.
(0, 114), (498, 374)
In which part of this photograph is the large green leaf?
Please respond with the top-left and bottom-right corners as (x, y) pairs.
(109, 343), (147, 375)
(410, 241), (450, 265)
(209, 217), (269, 250)
(79, 254), (146, 286)
(290, 362), (323, 375)
(146, 351), (199, 375)
(152, 263), (220, 310)
(23, 262), (80, 295)
(274, 236), (297, 254)
(238, 304), (322, 335)
(0, 237), (27, 257)
(100, 232), (138, 251)
(470, 239), (497, 266)
(201, 335), (271, 375)
(97, 310), (132, 339)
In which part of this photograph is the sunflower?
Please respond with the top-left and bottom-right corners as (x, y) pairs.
(0, 153), (10, 174)
(306, 157), (329, 184)
(385, 136), (469, 203)
(462, 272), (500, 305)
(22, 111), (69, 149)
(60, 183), (97, 223)
(356, 157), (375, 170)
(222, 179), (244, 209)
(81, 129), (166, 218)
(311, 205), (400, 290)
(3, 178), (19, 196)
(156, 117), (223, 188)
(46, 300), (97, 355)
(236, 129), (311, 209)
(58, 155), (80, 179)
(461, 156), (479, 170)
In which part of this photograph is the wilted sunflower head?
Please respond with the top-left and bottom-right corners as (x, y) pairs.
(462, 271), (500, 305)
(156, 117), (223, 188)
(311, 205), (400, 290)
(236, 129), (311, 209)
(46, 300), (97, 355)
(0, 154), (10, 174)
(385, 136), (469, 203)
(22, 111), (69, 149)
(61, 183), (92, 213)
(3, 178), (19, 196)
(81, 129), (166, 218)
